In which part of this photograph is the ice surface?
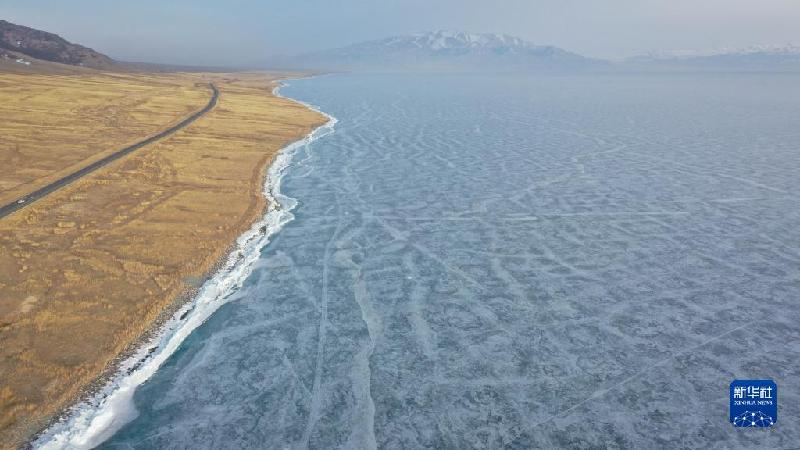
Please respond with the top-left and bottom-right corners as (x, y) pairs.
(99, 73), (800, 448)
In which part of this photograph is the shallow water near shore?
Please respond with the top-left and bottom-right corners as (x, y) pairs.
(101, 73), (799, 448)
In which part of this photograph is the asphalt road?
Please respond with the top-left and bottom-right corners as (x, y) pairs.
(0, 82), (219, 219)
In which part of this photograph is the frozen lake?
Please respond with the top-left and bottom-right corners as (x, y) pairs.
(101, 73), (800, 448)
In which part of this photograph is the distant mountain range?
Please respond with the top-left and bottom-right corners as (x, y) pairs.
(0, 19), (114, 68)
(275, 31), (606, 72)
(626, 45), (800, 71)
(276, 31), (800, 72)
(3, 19), (799, 74)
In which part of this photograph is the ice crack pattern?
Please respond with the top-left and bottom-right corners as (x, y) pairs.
(98, 73), (800, 449)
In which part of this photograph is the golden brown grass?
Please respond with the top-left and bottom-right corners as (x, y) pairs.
(0, 72), (211, 205)
(0, 71), (327, 448)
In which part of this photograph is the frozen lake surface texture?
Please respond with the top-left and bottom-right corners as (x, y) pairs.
(102, 73), (800, 448)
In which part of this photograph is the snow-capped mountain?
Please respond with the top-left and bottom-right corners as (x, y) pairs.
(375, 31), (538, 51)
(275, 31), (605, 72)
(628, 44), (800, 70)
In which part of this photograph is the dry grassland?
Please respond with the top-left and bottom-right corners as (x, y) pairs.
(0, 71), (327, 447)
(0, 72), (211, 205)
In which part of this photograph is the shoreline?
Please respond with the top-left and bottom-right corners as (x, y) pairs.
(31, 76), (337, 448)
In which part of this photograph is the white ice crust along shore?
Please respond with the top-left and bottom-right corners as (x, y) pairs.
(34, 80), (337, 450)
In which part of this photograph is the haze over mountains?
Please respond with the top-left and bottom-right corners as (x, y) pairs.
(276, 30), (605, 72)
(275, 30), (800, 72)
(626, 45), (800, 71)
(3, 19), (799, 73)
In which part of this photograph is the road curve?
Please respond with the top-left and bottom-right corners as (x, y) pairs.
(0, 82), (219, 220)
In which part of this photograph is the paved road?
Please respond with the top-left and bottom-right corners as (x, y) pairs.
(0, 82), (219, 219)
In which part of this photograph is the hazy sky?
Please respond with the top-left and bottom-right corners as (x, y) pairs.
(3, 0), (800, 66)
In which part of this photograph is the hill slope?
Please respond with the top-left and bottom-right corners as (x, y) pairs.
(0, 19), (114, 68)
